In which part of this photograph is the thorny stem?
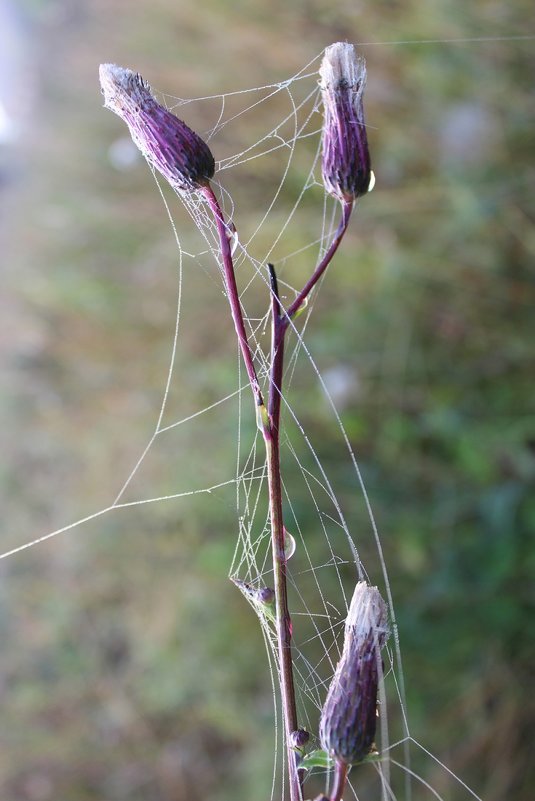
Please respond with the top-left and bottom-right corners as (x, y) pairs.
(204, 182), (353, 801)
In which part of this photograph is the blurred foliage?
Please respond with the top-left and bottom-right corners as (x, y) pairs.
(1, 0), (534, 800)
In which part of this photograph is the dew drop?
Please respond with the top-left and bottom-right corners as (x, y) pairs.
(284, 528), (296, 560)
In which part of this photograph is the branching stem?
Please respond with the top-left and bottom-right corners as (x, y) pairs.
(204, 182), (353, 801)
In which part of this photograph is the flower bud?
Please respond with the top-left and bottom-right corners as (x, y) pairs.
(319, 43), (372, 201)
(231, 577), (275, 605)
(99, 64), (215, 193)
(290, 728), (310, 749)
(319, 582), (388, 765)
(256, 586), (276, 605)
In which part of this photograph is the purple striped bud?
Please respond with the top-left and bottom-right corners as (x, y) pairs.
(319, 582), (388, 765)
(99, 64), (215, 193)
(319, 43), (372, 202)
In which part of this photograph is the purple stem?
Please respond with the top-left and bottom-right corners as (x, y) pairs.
(266, 264), (301, 800)
(203, 183), (353, 801)
(202, 184), (265, 410)
(284, 199), (353, 326)
(330, 759), (349, 801)
(202, 185), (301, 801)
(261, 192), (353, 797)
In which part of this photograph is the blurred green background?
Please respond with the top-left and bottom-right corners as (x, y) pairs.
(1, 1), (534, 800)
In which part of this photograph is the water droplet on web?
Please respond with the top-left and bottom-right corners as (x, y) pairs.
(284, 528), (296, 560)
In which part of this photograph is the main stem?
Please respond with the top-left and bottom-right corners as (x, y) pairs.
(204, 183), (353, 801)
(202, 184), (301, 801)
(267, 264), (301, 801)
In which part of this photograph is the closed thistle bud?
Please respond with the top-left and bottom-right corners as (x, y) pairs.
(99, 64), (215, 193)
(319, 43), (372, 202)
(319, 582), (389, 765)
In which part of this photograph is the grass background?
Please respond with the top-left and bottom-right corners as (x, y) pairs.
(1, 0), (533, 799)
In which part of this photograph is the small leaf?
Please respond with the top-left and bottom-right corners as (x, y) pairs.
(300, 749), (335, 771)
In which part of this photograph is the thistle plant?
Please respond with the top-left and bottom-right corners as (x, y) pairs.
(100, 42), (380, 801)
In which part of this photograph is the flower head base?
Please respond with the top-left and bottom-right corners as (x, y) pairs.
(319, 582), (389, 765)
(99, 64), (215, 193)
(320, 43), (372, 202)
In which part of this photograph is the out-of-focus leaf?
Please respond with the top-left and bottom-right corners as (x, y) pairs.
(300, 749), (334, 771)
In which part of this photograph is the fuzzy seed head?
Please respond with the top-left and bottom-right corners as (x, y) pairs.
(319, 42), (372, 202)
(99, 64), (215, 193)
(319, 582), (389, 764)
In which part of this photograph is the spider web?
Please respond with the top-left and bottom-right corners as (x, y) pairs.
(4, 35), (530, 801)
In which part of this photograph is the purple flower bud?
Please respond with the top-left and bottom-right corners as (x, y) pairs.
(319, 43), (372, 202)
(256, 586), (276, 605)
(319, 582), (389, 765)
(231, 578), (275, 606)
(290, 728), (310, 749)
(99, 64), (215, 193)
